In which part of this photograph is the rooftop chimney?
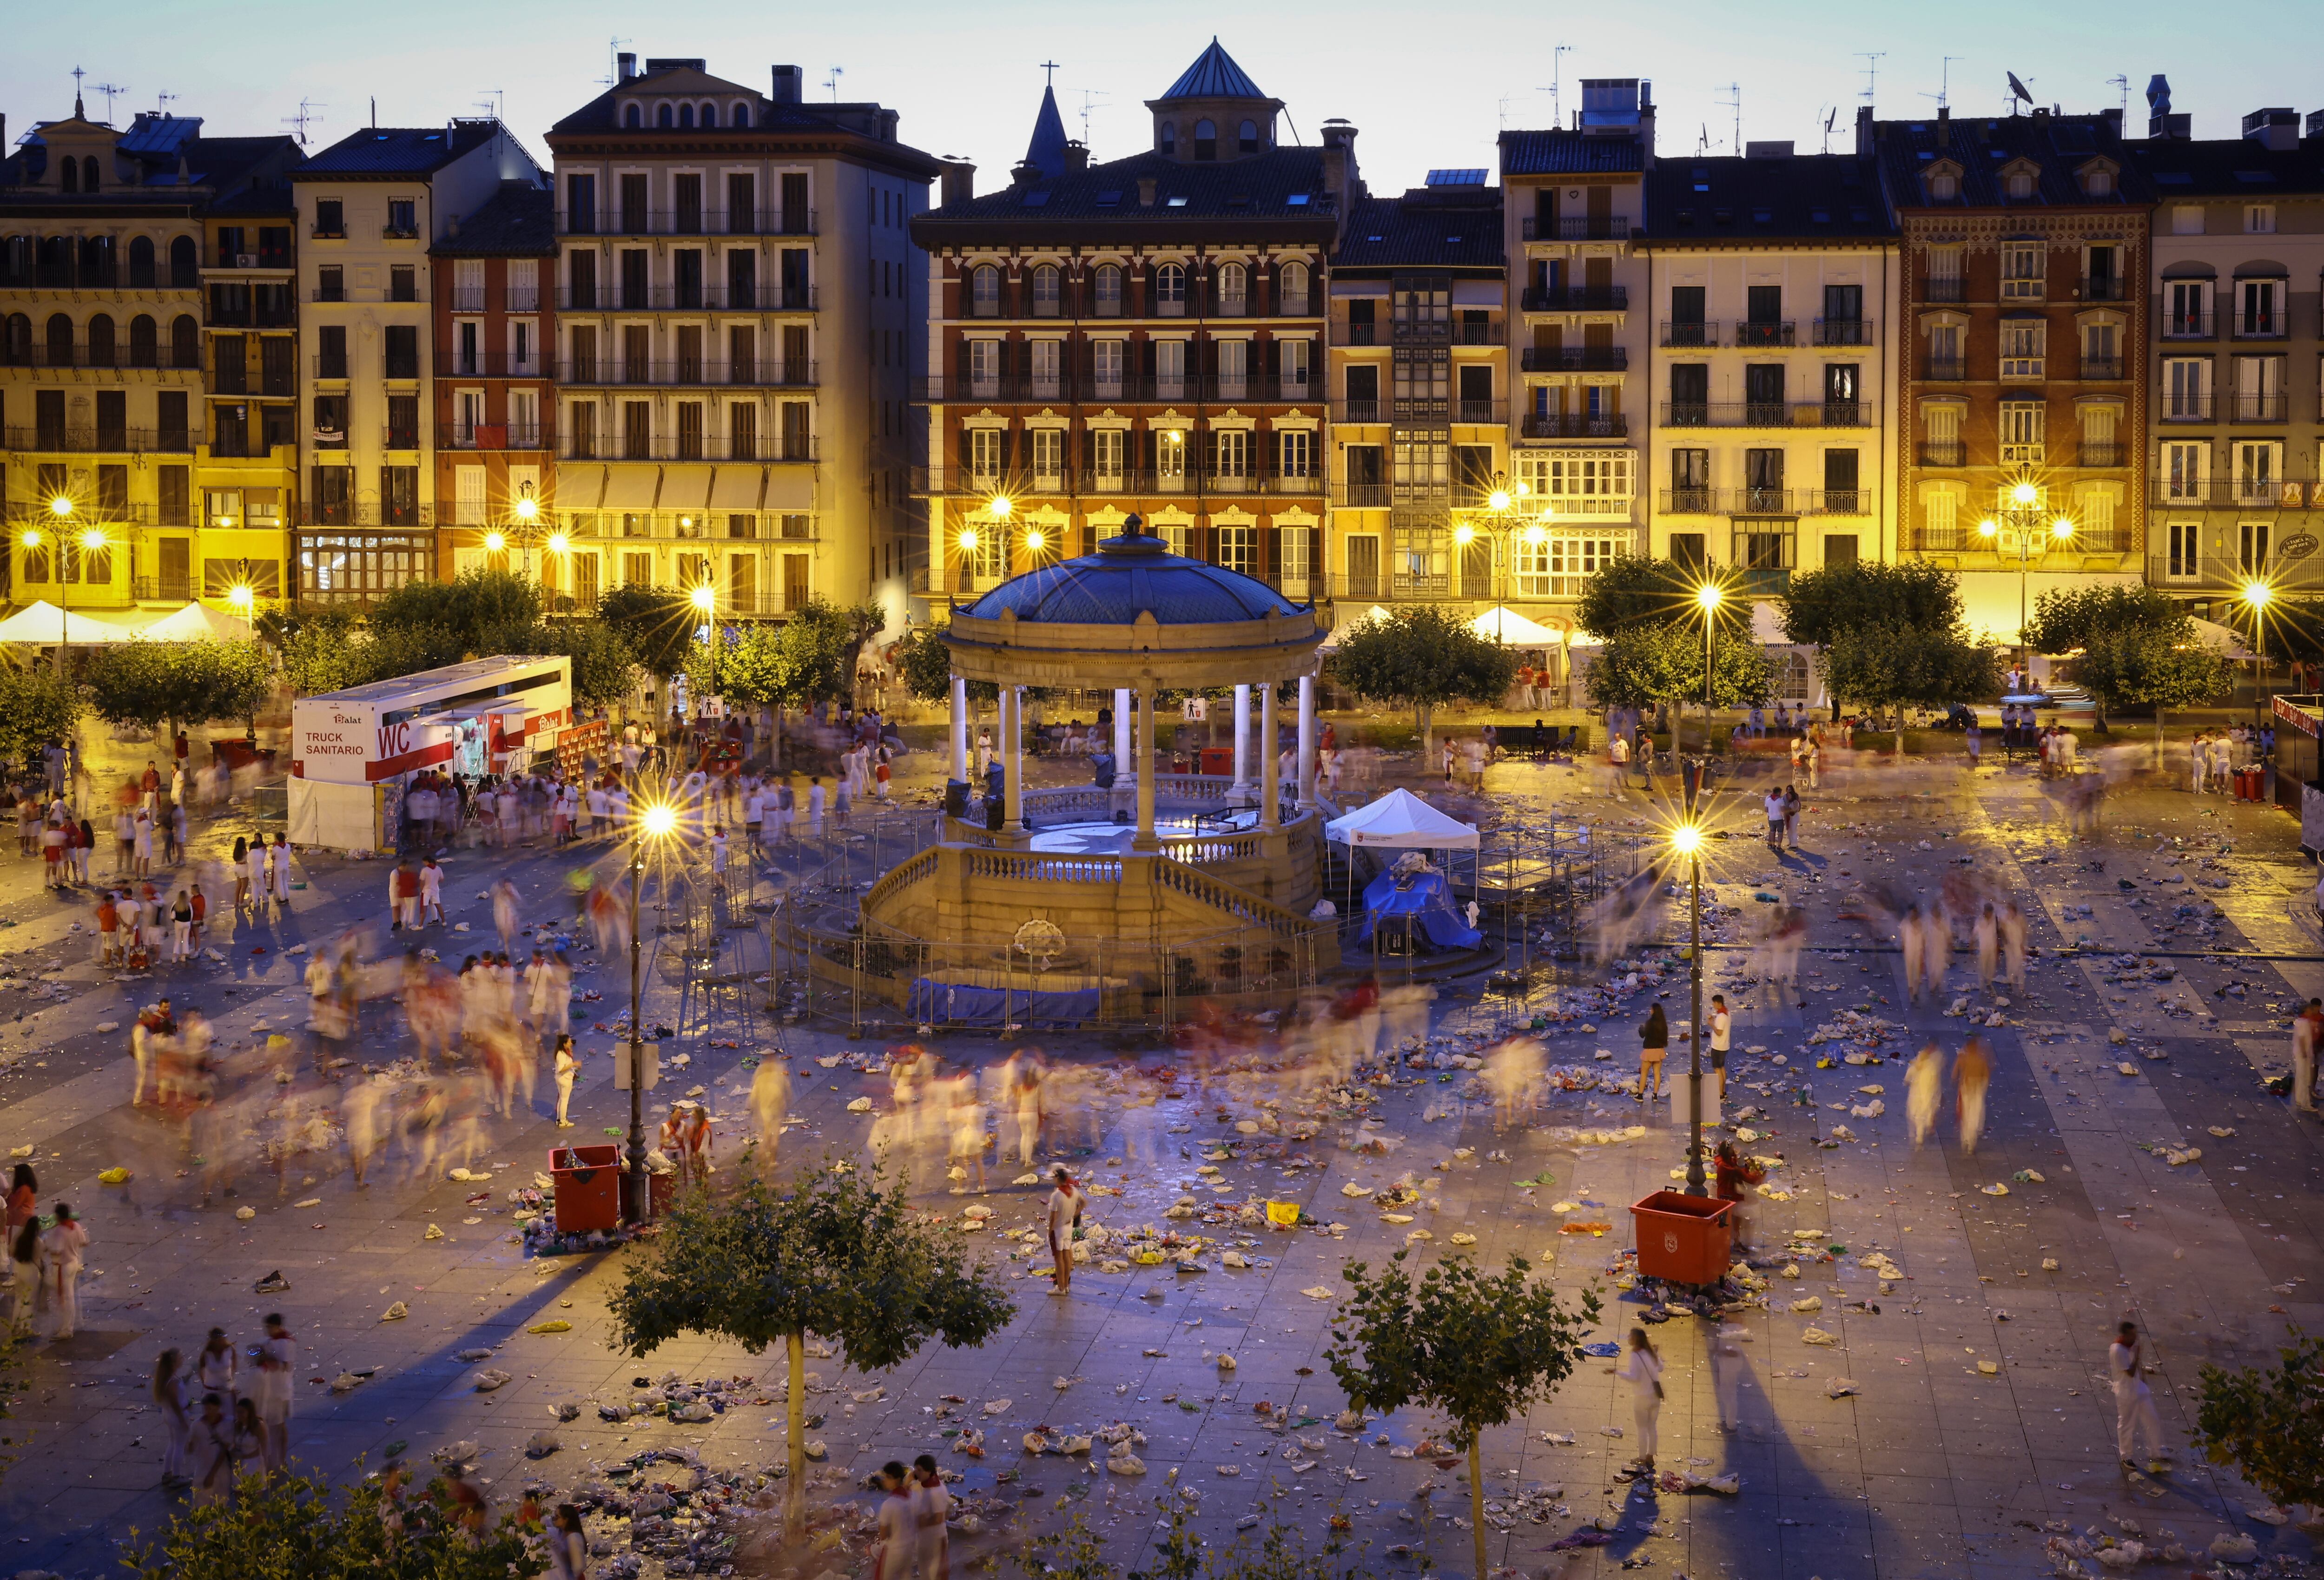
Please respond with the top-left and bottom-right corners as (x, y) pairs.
(617, 52), (637, 82)
(1745, 141), (1793, 158)
(1137, 176), (1158, 208)
(2309, 109), (2324, 138)
(1010, 160), (1041, 190)
(1937, 105), (1950, 150)
(938, 158), (975, 209)
(2243, 107), (2298, 151)
(1855, 104), (1874, 158)
(771, 65), (803, 105)
(1062, 140), (1089, 173)
(1320, 118), (1359, 208)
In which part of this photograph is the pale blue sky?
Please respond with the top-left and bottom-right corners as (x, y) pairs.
(4, 0), (2316, 194)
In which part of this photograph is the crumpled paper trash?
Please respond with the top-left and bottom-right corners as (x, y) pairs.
(381, 1301), (409, 1321)
(525, 1431), (560, 1458)
(235, 1206), (257, 1221)
(423, 1223), (446, 1240)
(1790, 1296), (1823, 1313)
(2208, 1533), (2259, 1562)
(456, 1348), (495, 1362)
(1799, 1326), (1838, 1346)
(473, 1369), (511, 1392)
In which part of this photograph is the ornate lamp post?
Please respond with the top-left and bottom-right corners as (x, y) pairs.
(1977, 479), (2075, 652)
(1670, 819), (1710, 1195)
(622, 799), (679, 1225)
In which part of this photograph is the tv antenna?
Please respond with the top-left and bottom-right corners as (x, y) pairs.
(1918, 56), (1961, 111)
(2106, 73), (2130, 114)
(474, 88), (505, 122)
(155, 90), (178, 116)
(282, 98), (327, 145)
(89, 81), (128, 122)
(1075, 88), (1109, 145)
(1536, 42), (1575, 128)
(1856, 51), (1886, 105)
(600, 37), (631, 89)
(1715, 83), (1742, 154)
(823, 66), (844, 102)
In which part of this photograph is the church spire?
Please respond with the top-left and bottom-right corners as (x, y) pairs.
(1023, 81), (1069, 180)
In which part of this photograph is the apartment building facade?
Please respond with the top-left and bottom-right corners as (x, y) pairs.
(546, 54), (938, 625)
(2127, 110), (2324, 605)
(910, 43), (1340, 602)
(429, 181), (560, 590)
(1637, 132), (1901, 592)
(290, 119), (538, 606)
(1496, 82), (1653, 608)
(0, 100), (302, 610)
(1875, 106), (2151, 637)
(1325, 174), (1506, 604)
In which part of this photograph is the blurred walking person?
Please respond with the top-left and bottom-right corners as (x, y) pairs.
(1954, 1034), (1992, 1154)
(2110, 1321), (2170, 1474)
(1905, 1040), (1943, 1148)
(1619, 1328), (1664, 1474)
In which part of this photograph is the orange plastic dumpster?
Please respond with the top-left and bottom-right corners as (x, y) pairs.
(550, 1144), (621, 1233)
(1630, 1190), (1734, 1285)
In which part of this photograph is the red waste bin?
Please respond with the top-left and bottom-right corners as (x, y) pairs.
(1630, 1191), (1735, 1286)
(1198, 746), (1235, 777)
(649, 1169), (676, 1219)
(550, 1144), (621, 1233)
(2242, 765), (2266, 802)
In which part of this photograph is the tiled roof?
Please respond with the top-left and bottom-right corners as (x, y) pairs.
(293, 122), (503, 180)
(1872, 112), (2154, 210)
(2124, 135), (2324, 197)
(1156, 39), (1269, 103)
(550, 62), (835, 137)
(1332, 191), (1505, 269)
(0, 126), (297, 198)
(431, 180), (557, 256)
(1641, 153), (1893, 243)
(1499, 129), (1644, 177)
(916, 145), (1333, 230)
(959, 527), (1304, 625)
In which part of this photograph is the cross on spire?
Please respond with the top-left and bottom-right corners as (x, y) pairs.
(71, 64), (86, 118)
(1040, 60), (1060, 88)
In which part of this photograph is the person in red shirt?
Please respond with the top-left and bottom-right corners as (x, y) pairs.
(188, 884), (207, 950)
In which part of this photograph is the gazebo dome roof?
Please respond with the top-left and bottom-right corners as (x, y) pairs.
(958, 519), (1305, 627)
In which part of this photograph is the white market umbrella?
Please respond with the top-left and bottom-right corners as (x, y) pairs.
(137, 601), (256, 641)
(0, 600), (143, 645)
(1469, 605), (1562, 646)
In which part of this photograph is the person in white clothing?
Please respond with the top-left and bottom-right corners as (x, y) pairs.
(153, 1347), (193, 1486)
(1707, 993), (1732, 1101)
(2110, 1321), (2169, 1473)
(420, 857), (445, 925)
(1044, 1166), (1084, 1295)
(873, 1462), (917, 1580)
(545, 1504), (589, 1580)
(1618, 1327), (1664, 1472)
(268, 836), (291, 906)
(196, 1326), (239, 1407)
(910, 1454), (951, 1580)
(254, 1312), (295, 1473)
(552, 1034), (581, 1127)
(41, 1203), (88, 1338)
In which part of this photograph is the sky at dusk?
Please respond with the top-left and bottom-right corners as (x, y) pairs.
(4, 0), (2318, 194)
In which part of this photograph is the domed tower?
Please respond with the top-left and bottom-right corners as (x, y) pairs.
(1146, 38), (1285, 162)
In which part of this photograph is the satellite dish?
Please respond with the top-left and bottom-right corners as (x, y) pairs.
(2007, 72), (2034, 104)
(1825, 107), (1838, 133)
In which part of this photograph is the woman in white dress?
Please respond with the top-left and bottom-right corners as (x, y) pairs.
(1619, 1327), (1664, 1473)
(154, 1347), (193, 1486)
(269, 836), (292, 906)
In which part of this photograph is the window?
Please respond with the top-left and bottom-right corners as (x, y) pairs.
(969, 428), (1002, 486)
(2163, 357), (2211, 420)
(2171, 204), (2205, 236)
(1193, 119), (1217, 161)
(2233, 354), (2286, 423)
(2081, 320), (2120, 377)
(2000, 317), (2046, 380)
(1215, 338), (1248, 398)
(1275, 521), (1312, 592)
(385, 199), (416, 237)
(1822, 449), (1861, 514)
(2165, 278), (2212, 337)
(1279, 260), (1310, 312)
(1278, 428), (1315, 478)
(1742, 448), (1786, 511)
(1515, 449), (1634, 515)
(1093, 264), (1123, 317)
(2234, 441), (2282, 503)
(1215, 523), (1254, 573)
(1238, 119), (1259, 155)
(1093, 339), (1124, 397)
(968, 338), (1001, 394)
(1921, 486), (1960, 550)
(1158, 121), (1176, 156)
(1218, 263), (1248, 315)
(1155, 339), (1187, 396)
(1092, 428), (1126, 485)
(2240, 520), (2271, 574)
(382, 324), (418, 379)
(961, 527), (1004, 586)
(2074, 486), (2117, 549)
(1929, 171), (1958, 202)
(969, 264), (1000, 317)
(2160, 440), (2210, 502)
(389, 265), (416, 303)
(2238, 278), (2284, 337)
(1030, 263), (1060, 316)
(1999, 399), (2045, 463)
(1157, 428), (1186, 484)
(1213, 429), (1251, 485)
(1666, 448), (1711, 512)
(2005, 169), (2035, 200)
(2000, 242), (2044, 299)
(1926, 246), (1963, 301)
(2165, 520), (2201, 579)
(1030, 428), (1063, 486)
(1823, 362), (1861, 417)
(1279, 337), (1312, 390)
(313, 198), (344, 237)
(2245, 204), (2276, 235)
(2082, 167), (2113, 197)
(1155, 263), (1187, 316)
(1028, 339), (1061, 398)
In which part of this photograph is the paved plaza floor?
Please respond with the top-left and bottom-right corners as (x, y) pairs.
(0, 737), (2320, 1579)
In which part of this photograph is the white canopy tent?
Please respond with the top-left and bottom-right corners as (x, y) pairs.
(2189, 617), (2258, 660)
(137, 601), (255, 641)
(0, 600), (143, 645)
(1323, 786), (1481, 851)
(1470, 605), (1564, 646)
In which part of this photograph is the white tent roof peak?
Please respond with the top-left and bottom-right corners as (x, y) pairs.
(1470, 606), (1564, 646)
(1323, 786), (1481, 851)
(0, 600), (142, 645)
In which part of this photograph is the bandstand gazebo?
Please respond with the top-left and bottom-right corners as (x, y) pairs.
(842, 517), (1336, 1027)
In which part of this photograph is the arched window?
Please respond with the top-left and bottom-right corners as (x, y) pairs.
(969, 264), (1001, 317)
(1155, 262), (1187, 313)
(168, 235), (198, 287)
(1279, 260), (1310, 312)
(1158, 120), (1176, 155)
(83, 156), (100, 192)
(78, 235), (107, 281)
(1929, 172), (1958, 201)
(86, 312), (115, 367)
(128, 235), (155, 287)
(37, 236), (70, 287)
(1194, 119), (1217, 161)
(46, 312), (74, 364)
(700, 103), (718, 127)
(1093, 263), (1123, 316)
(1239, 120), (1260, 155)
(170, 313), (198, 367)
(2007, 170), (2035, 199)
(128, 313), (157, 367)
(624, 103), (642, 128)
(679, 103), (695, 128)
(2, 314), (30, 365)
(1030, 263), (1061, 316)
(60, 158), (77, 194)
(657, 103), (674, 128)
(1217, 263), (1248, 313)
(731, 103), (749, 128)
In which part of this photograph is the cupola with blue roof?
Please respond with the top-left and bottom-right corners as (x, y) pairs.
(1146, 39), (1284, 164)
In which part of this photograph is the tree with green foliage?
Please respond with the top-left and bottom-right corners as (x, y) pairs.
(1327, 1251), (1600, 1580)
(121, 1462), (541, 1580)
(0, 671), (83, 774)
(594, 584), (700, 678)
(1776, 559), (1965, 649)
(367, 567), (542, 657)
(1573, 554), (1697, 637)
(894, 624), (954, 702)
(2069, 623), (2235, 757)
(1584, 618), (1773, 749)
(524, 619), (639, 711)
(1326, 605), (1518, 760)
(1820, 622), (2001, 753)
(607, 1161), (1015, 1536)
(2196, 1327), (2324, 1513)
(706, 599), (884, 765)
(2019, 583), (2182, 658)
(80, 639), (277, 744)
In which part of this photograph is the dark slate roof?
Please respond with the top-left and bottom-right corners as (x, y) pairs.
(2123, 135), (2324, 197)
(1499, 128), (1644, 177)
(432, 180), (557, 256)
(1024, 86), (1069, 180)
(1156, 40), (1268, 103)
(1871, 111), (2154, 209)
(1641, 153), (1893, 243)
(292, 121), (503, 180)
(959, 525), (1306, 626)
(1, 122), (298, 198)
(550, 62), (847, 136)
(1332, 190), (1505, 269)
(916, 145), (1333, 230)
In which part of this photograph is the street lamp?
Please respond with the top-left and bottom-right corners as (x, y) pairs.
(227, 583), (254, 615)
(1692, 580), (1724, 784)
(691, 581), (719, 710)
(622, 799), (681, 1225)
(2242, 579), (2275, 733)
(1978, 477), (2074, 651)
(1670, 820), (1711, 1196)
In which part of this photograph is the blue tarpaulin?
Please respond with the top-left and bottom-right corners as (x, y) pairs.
(1362, 867), (1481, 951)
(909, 978), (1103, 1028)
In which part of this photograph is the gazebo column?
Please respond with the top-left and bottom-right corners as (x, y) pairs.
(1113, 688), (1133, 789)
(949, 675), (969, 784)
(1133, 682), (1157, 849)
(1295, 671), (1318, 809)
(1004, 685), (1025, 831)
(1260, 682), (1280, 828)
(1231, 683), (1252, 799)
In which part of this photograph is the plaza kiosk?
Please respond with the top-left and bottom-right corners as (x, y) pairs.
(288, 655), (573, 852)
